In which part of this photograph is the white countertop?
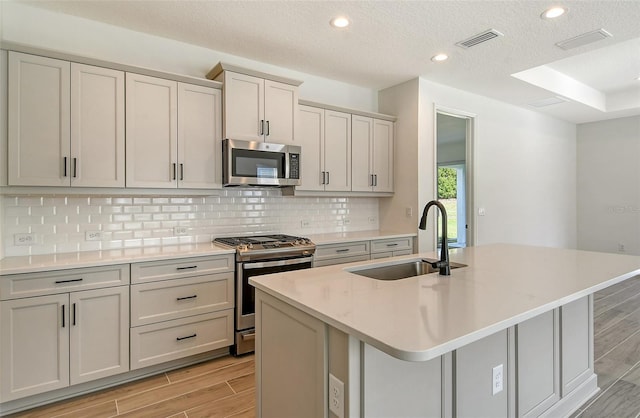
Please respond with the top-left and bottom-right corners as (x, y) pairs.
(250, 244), (640, 362)
(0, 243), (234, 275)
(0, 230), (413, 275)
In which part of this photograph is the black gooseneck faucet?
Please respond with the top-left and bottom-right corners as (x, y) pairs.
(419, 200), (451, 276)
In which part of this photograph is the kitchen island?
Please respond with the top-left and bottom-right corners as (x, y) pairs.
(250, 244), (640, 418)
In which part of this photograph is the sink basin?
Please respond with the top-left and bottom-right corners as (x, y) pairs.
(349, 259), (467, 280)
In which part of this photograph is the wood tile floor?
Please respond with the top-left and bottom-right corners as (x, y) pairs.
(573, 274), (640, 417)
(9, 275), (640, 418)
(8, 354), (256, 418)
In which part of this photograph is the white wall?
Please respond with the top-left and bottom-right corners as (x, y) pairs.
(380, 77), (577, 251)
(577, 116), (640, 255)
(1, 2), (377, 111)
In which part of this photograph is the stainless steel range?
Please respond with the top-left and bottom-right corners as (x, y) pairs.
(213, 234), (316, 355)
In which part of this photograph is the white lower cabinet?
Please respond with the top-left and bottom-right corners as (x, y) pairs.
(129, 255), (235, 370)
(0, 286), (129, 402)
(313, 241), (370, 267)
(130, 310), (233, 370)
(370, 237), (414, 260)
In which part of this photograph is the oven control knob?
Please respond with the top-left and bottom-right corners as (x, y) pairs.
(247, 243), (254, 249)
(238, 244), (248, 251)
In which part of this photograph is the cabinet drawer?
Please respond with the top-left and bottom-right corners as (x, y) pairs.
(131, 272), (234, 326)
(130, 310), (233, 370)
(315, 241), (369, 261)
(371, 237), (413, 254)
(131, 255), (234, 284)
(314, 254), (370, 268)
(0, 265), (130, 300)
(371, 249), (413, 260)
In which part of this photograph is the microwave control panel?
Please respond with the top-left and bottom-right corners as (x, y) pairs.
(289, 153), (300, 179)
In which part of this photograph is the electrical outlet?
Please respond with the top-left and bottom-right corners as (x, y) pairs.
(301, 219), (311, 228)
(329, 373), (344, 418)
(368, 216), (377, 224)
(618, 243), (626, 253)
(85, 231), (102, 241)
(492, 364), (504, 395)
(173, 226), (188, 236)
(14, 233), (36, 246)
(343, 218), (351, 225)
(478, 207), (486, 216)
(405, 207), (413, 218)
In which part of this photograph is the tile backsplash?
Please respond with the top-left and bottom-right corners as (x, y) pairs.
(1, 189), (379, 257)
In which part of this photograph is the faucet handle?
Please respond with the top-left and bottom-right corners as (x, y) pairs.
(423, 258), (449, 269)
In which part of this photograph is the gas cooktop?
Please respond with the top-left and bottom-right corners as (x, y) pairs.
(213, 234), (315, 261)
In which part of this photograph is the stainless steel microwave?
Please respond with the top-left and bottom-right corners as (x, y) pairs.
(222, 139), (301, 187)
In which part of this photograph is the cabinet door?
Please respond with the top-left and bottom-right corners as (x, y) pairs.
(351, 115), (373, 192)
(69, 287), (129, 385)
(561, 296), (593, 395)
(323, 110), (352, 192)
(177, 83), (222, 189)
(71, 63), (125, 187)
(126, 73), (178, 188)
(8, 52), (70, 186)
(372, 119), (394, 192)
(264, 80), (298, 145)
(0, 294), (69, 401)
(223, 71), (264, 141)
(297, 105), (325, 191)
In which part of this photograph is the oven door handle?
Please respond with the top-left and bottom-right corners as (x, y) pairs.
(243, 257), (313, 270)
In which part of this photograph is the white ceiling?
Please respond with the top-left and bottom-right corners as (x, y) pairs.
(18, 0), (640, 124)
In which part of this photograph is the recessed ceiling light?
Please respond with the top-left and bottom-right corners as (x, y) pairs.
(541, 7), (567, 19)
(330, 16), (350, 28)
(431, 54), (448, 62)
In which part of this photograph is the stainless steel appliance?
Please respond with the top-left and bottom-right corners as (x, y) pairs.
(222, 138), (301, 187)
(213, 234), (315, 355)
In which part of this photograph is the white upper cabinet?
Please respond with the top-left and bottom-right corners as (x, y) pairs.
(352, 115), (394, 193)
(324, 110), (352, 192)
(222, 71), (264, 142)
(126, 73), (178, 188)
(263, 79), (298, 145)
(351, 115), (374, 192)
(212, 65), (300, 144)
(126, 74), (221, 189)
(8, 52), (125, 187)
(71, 63), (125, 187)
(8, 52), (71, 186)
(177, 83), (222, 189)
(298, 105), (351, 192)
(298, 105), (325, 191)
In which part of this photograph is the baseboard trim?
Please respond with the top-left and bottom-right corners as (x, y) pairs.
(540, 373), (599, 418)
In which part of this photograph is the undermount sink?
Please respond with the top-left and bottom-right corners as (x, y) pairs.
(350, 259), (467, 280)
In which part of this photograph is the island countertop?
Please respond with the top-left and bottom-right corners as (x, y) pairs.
(250, 244), (640, 361)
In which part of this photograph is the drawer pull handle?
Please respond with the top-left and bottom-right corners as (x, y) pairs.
(177, 295), (198, 301)
(55, 278), (84, 284)
(176, 266), (198, 270)
(61, 305), (66, 328)
(242, 332), (256, 341)
(72, 303), (77, 326)
(336, 249), (350, 253)
(386, 243), (399, 247)
(176, 333), (197, 341)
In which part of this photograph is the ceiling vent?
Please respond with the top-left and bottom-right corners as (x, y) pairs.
(456, 29), (504, 49)
(528, 96), (570, 108)
(556, 29), (612, 50)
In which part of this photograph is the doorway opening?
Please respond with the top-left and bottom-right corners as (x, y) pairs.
(435, 109), (474, 248)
